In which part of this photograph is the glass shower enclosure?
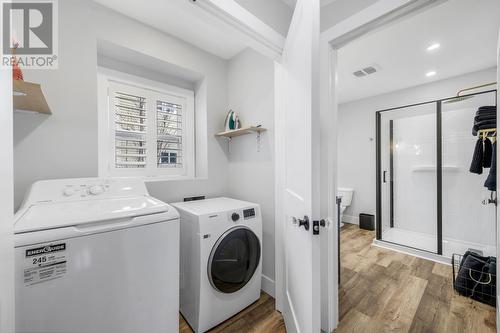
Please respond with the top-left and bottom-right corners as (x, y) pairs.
(376, 90), (497, 259)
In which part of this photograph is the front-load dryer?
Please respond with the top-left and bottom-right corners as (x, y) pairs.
(171, 197), (262, 333)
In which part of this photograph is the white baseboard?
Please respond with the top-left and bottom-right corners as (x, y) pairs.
(261, 274), (275, 298)
(342, 215), (359, 225)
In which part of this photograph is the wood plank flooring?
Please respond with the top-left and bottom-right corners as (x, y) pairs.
(336, 224), (496, 333)
(178, 224), (496, 332)
(179, 292), (285, 333)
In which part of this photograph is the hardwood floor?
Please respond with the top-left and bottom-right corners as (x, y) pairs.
(336, 224), (496, 333)
(179, 292), (285, 333)
(178, 224), (496, 332)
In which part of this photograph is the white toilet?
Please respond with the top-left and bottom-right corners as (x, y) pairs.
(337, 188), (354, 226)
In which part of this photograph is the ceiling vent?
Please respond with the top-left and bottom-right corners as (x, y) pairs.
(363, 66), (377, 74)
(353, 64), (380, 78)
(353, 70), (366, 77)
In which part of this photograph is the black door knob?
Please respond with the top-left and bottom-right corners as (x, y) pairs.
(231, 213), (240, 222)
(298, 216), (309, 231)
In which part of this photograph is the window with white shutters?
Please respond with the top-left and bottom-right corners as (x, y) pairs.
(157, 100), (183, 168)
(114, 92), (147, 169)
(101, 76), (194, 179)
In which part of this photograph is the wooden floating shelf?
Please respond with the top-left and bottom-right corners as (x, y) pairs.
(13, 80), (51, 114)
(215, 126), (266, 138)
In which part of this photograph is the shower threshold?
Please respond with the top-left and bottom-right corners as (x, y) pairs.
(373, 228), (495, 265)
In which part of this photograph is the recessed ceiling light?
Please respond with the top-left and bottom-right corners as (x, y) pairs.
(426, 71), (437, 77)
(427, 43), (440, 51)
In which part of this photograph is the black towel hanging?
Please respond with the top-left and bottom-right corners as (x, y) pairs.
(483, 137), (492, 168)
(470, 138), (484, 174)
(485, 142), (496, 191)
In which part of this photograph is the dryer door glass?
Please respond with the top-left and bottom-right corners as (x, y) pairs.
(209, 227), (261, 293)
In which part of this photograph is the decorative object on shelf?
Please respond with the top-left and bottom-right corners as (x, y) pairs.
(10, 38), (51, 114)
(224, 109), (241, 131)
(11, 40), (24, 81)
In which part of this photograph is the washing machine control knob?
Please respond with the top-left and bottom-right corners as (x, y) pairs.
(231, 212), (240, 222)
(63, 188), (76, 196)
(89, 185), (105, 195)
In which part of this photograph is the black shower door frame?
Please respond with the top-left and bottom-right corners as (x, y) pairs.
(375, 89), (497, 255)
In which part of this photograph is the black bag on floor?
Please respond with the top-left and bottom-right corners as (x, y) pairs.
(454, 251), (496, 307)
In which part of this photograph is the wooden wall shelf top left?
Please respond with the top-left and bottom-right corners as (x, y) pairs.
(13, 80), (51, 114)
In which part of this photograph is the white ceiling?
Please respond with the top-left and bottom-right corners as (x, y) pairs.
(93, 0), (343, 60)
(337, 0), (500, 104)
(280, 0), (339, 8)
(94, 0), (248, 59)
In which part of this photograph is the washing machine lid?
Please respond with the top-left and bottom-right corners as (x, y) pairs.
(14, 195), (171, 234)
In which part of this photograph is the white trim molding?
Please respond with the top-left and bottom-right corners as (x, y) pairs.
(0, 67), (15, 332)
(320, 1), (448, 332)
(273, 61), (285, 313)
(192, 0), (285, 61)
(261, 275), (276, 298)
(373, 239), (451, 265)
(97, 67), (199, 181)
(496, 27), (500, 333)
(342, 214), (359, 225)
(322, 0), (445, 48)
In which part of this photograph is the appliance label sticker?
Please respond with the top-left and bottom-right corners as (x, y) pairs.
(23, 242), (67, 286)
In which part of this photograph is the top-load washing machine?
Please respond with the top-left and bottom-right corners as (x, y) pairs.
(171, 197), (262, 333)
(14, 178), (180, 333)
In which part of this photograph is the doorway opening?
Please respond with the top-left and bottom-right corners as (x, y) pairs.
(332, 0), (499, 331)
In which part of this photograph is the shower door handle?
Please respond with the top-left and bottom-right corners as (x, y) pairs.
(383, 171), (388, 183)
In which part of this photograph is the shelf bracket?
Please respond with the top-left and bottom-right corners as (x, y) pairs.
(257, 131), (262, 152)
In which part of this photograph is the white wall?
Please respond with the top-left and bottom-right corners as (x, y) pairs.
(320, 0), (378, 32)
(0, 67), (15, 332)
(226, 48), (275, 293)
(13, 1), (276, 296)
(338, 67), (497, 223)
(14, 0), (98, 209)
(92, 4), (231, 203)
(96, 3), (231, 203)
(235, 0), (293, 36)
(13, 1), (231, 208)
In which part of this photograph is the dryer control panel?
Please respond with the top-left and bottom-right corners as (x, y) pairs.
(228, 207), (257, 223)
(243, 208), (256, 219)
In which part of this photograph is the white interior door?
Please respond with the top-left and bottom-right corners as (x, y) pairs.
(0, 67), (15, 332)
(276, 0), (321, 332)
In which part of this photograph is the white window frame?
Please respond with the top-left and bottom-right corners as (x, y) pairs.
(98, 67), (195, 181)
